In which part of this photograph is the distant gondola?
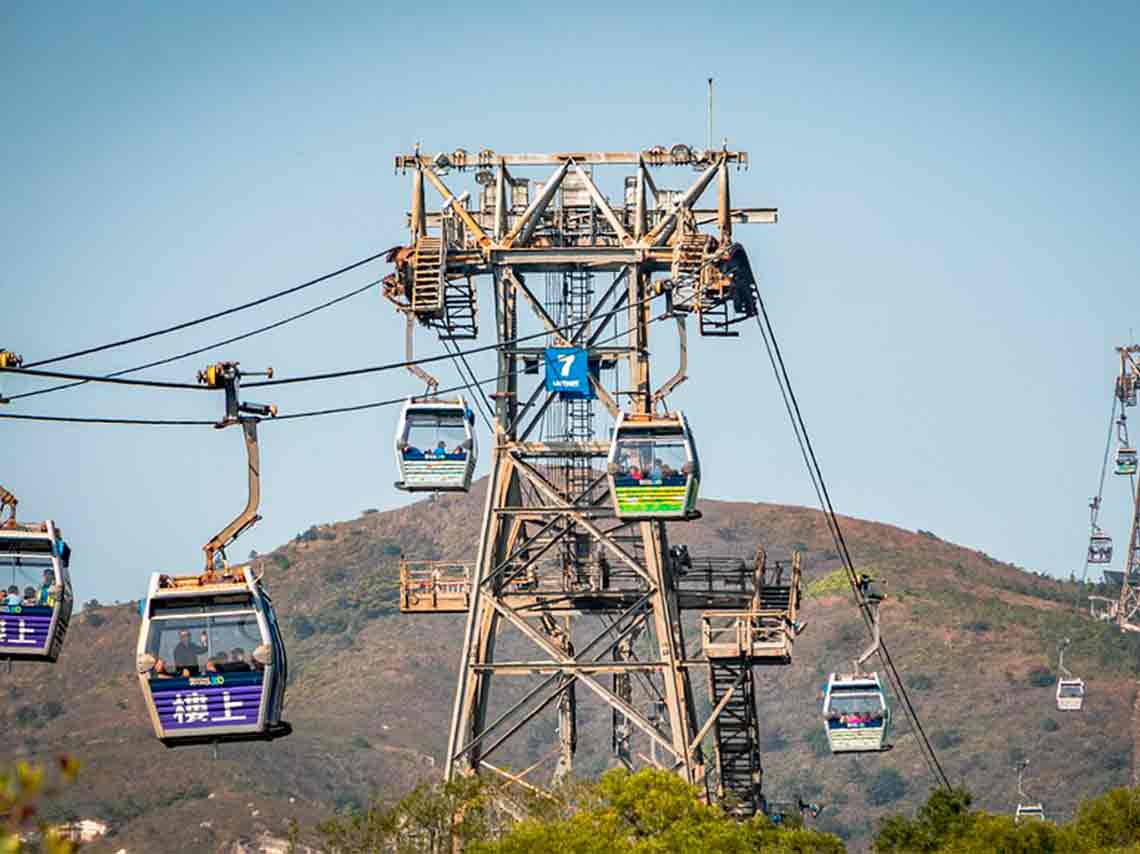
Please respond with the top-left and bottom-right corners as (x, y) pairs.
(822, 672), (891, 753)
(1088, 530), (1113, 565)
(607, 411), (700, 520)
(823, 574), (891, 754)
(136, 568), (289, 746)
(1116, 447), (1138, 476)
(394, 396), (477, 492)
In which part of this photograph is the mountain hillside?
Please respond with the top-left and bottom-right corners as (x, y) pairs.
(5, 481), (1139, 853)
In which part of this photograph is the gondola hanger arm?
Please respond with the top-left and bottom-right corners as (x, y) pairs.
(197, 362), (276, 572)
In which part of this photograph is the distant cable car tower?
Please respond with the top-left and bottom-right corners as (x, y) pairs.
(385, 143), (789, 811)
(1111, 345), (1140, 631)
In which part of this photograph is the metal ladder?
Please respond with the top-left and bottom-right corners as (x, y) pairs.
(708, 661), (764, 817)
(411, 236), (444, 314)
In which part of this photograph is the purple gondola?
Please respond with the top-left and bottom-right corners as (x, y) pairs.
(135, 568), (290, 747)
(0, 519), (73, 663)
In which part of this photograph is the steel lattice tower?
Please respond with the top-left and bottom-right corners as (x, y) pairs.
(387, 145), (798, 810)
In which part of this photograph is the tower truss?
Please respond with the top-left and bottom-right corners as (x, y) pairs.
(388, 145), (799, 811)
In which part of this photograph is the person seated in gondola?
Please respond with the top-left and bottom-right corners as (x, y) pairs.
(152, 658), (177, 679)
(649, 458), (664, 481)
(226, 647), (252, 672)
(21, 587), (37, 606)
(206, 651), (229, 673)
(449, 444), (467, 458)
(172, 629), (208, 675)
(4, 585), (20, 606)
(432, 441), (448, 459)
(37, 570), (54, 602)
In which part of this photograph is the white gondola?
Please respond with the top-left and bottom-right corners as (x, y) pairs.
(1056, 679), (1085, 711)
(0, 517), (73, 663)
(823, 576), (891, 754)
(136, 568), (290, 747)
(822, 672), (891, 753)
(1116, 447), (1138, 476)
(607, 411), (700, 520)
(394, 396), (477, 493)
(1088, 531), (1113, 565)
(1055, 638), (1084, 711)
(1014, 761), (1046, 822)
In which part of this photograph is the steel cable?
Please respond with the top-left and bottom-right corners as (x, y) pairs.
(750, 286), (951, 790)
(7, 279), (379, 402)
(21, 250), (389, 368)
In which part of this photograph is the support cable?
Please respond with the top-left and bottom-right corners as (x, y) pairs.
(441, 336), (496, 432)
(2, 296), (663, 394)
(8, 279), (379, 402)
(750, 286), (951, 790)
(21, 250), (388, 368)
(0, 375), (507, 428)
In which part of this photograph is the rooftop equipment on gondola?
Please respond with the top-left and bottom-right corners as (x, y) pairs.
(0, 485), (73, 663)
(607, 411), (700, 520)
(135, 363), (290, 746)
(822, 575), (891, 753)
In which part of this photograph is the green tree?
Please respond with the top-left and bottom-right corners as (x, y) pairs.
(471, 769), (844, 854)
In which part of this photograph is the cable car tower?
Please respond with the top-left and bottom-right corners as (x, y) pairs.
(386, 143), (790, 811)
(1110, 346), (1140, 631)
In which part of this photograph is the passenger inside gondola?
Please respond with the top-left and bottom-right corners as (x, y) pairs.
(145, 614), (263, 680)
(402, 413), (469, 460)
(4, 585), (19, 606)
(38, 569), (54, 605)
(1058, 683), (1084, 698)
(613, 436), (687, 486)
(826, 694), (884, 727)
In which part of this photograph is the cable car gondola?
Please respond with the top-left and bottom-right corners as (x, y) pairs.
(136, 567), (289, 746)
(135, 362), (290, 747)
(607, 411), (700, 520)
(0, 491), (73, 663)
(823, 575), (891, 754)
(1088, 530), (1113, 565)
(394, 396), (477, 493)
(1014, 761), (1046, 822)
(1116, 447), (1138, 476)
(1055, 638), (1085, 711)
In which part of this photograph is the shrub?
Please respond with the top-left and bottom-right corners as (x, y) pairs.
(802, 728), (830, 758)
(383, 543), (403, 557)
(42, 701), (64, 721)
(362, 508), (380, 515)
(867, 768), (908, 806)
(1027, 666), (1054, 687)
(292, 615), (316, 640)
(962, 620), (990, 634)
(933, 729), (962, 749)
(85, 611), (106, 627)
(1041, 718), (1059, 732)
(907, 673), (934, 691)
(272, 554), (291, 571)
(15, 706), (38, 727)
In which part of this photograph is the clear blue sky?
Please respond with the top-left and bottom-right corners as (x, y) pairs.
(2, 1), (1138, 604)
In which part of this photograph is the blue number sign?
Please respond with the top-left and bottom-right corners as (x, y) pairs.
(544, 348), (594, 400)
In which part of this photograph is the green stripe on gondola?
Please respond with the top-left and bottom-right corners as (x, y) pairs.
(615, 486), (687, 514)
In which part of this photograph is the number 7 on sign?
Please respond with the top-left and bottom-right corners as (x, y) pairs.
(557, 353), (575, 378)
